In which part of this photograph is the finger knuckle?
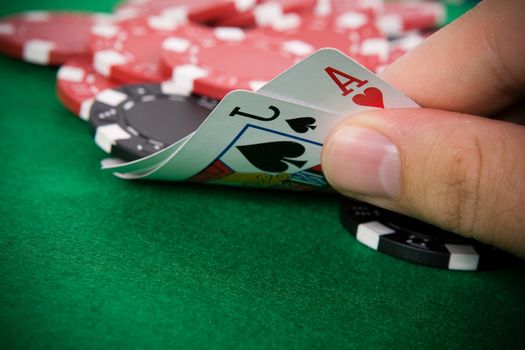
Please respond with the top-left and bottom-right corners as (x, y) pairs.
(427, 133), (485, 237)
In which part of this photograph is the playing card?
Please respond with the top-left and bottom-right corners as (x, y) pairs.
(101, 133), (193, 178)
(103, 49), (419, 190)
(104, 90), (340, 189)
(258, 48), (419, 114)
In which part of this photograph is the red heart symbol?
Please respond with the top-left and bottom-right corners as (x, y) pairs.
(352, 87), (384, 109)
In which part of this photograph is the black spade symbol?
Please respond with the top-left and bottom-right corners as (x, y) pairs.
(285, 117), (317, 133)
(236, 141), (307, 172)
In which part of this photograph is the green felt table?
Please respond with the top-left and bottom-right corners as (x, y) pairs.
(1, 1), (524, 349)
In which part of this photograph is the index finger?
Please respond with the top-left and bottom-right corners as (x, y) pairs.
(380, 0), (525, 116)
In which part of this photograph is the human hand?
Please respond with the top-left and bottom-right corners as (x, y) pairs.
(322, 0), (525, 257)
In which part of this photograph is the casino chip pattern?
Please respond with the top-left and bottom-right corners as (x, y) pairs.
(88, 83), (217, 160)
(89, 16), (187, 83)
(339, 198), (511, 271)
(0, 11), (113, 65)
(160, 26), (300, 99)
(57, 57), (118, 119)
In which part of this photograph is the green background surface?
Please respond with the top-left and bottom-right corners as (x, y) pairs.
(1, 1), (524, 349)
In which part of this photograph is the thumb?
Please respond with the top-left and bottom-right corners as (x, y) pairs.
(321, 108), (525, 257)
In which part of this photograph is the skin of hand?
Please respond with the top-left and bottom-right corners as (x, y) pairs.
(321, 0), (525, 257)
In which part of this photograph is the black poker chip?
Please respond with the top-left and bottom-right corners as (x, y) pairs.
(340, 197), (512, 271)
(88, 83), (218, 161)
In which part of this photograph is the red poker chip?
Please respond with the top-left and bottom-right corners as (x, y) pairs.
(90, 16), (185, 83)
(56, 57), (118, 119)
(322, 10), (389, 71)
(260, 10), (376, 56)
(376, 2), (445, 37)
(320, 0), (383, 17)
(0, 11), (112, 65)
(88, 20), (119, 54)
(351, 34), (389, 72)
(115, 0), (258, 24)
(160, 26), (298, 99)
(215, 0), (316, 28)
(333, 10), (388, 71)
(257, 9), (387, 72)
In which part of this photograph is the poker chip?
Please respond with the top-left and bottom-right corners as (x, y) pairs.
(339, 198), (510, 271)
(262, 12), (357, 54)
(160, 26), (298, 99)
(215, 0), (317, 28)
(321, 0), (383, 17)
(0, 11), (112, 65)
(90, 16), (187, 83)
(115, 0), (258, 24)
(376, 2), (446, 37)
(262, 10), (387, 71)
(88, 83), (217, 160)
(335, 12), (389, 70)
(56, 57), (118, 120)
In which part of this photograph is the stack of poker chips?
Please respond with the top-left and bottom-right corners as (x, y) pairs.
(0, 1), (444, 161)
